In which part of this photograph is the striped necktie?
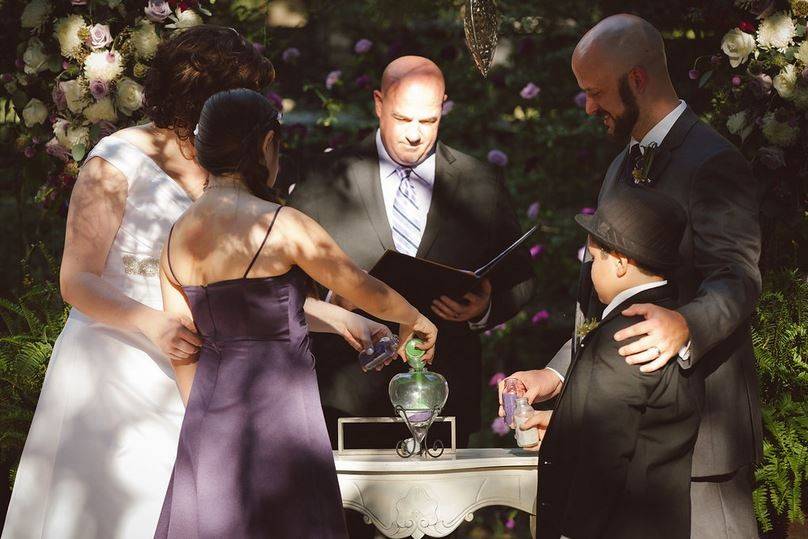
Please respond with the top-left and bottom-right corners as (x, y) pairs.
(391, 168), (421, 256)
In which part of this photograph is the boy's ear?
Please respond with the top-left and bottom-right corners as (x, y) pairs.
(615, 254), (629, 278)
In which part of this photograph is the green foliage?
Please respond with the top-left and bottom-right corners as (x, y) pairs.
(0, 244), (67, 478)
(751, 270), (808, 531)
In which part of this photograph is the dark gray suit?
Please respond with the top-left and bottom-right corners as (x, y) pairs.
(288, 136), (535, 448)
(548, 107), (763, 537)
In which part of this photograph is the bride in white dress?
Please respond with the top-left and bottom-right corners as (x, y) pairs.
(2, 27), (273, 539)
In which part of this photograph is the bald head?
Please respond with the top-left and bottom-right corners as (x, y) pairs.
(380, 56), (445, 96)
(573, 14), (668, 77)
(374, 56), (446, 166)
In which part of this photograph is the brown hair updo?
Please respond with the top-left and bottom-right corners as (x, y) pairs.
(143, 25), (275, 140)
(194, 88), (281, 202)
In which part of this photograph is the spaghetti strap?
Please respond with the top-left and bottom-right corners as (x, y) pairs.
(166, 224), (181, 286)
(243, 206), (283, 278)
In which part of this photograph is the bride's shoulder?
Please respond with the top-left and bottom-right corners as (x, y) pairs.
(106, 123), (158, 152)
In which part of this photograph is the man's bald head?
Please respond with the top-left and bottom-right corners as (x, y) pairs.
(374, 56), (447, 166)
(380, 56), (445, 96)
(573, 14), (668, 78)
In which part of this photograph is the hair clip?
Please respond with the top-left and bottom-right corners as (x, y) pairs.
(193, 124), (199, 137)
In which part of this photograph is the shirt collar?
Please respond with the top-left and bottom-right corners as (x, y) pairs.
(601, 280), (668, 320)
(629, 100), (687, 152)
(375, 129), (436, 186)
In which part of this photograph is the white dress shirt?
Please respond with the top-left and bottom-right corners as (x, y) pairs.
(629, 99), (687, 154)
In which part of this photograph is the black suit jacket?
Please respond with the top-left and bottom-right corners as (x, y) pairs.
(548, 107), (763, 476)
(538, 285), (700, 539)
(287, 136), (535, 445)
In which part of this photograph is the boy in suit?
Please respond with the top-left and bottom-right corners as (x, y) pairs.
(519, 188), (701, 539)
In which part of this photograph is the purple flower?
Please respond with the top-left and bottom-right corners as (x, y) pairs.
(520, 82), (541, 99)
(96, 120), (117, 138)
(325, 70), (342, 90)
(24, 146), (36, 159)
(264, 90), (283, 110)
(581, 207), (595, 215)
(52, 84), (66, 111)
(45, 138), (70, 161)
(354, 38), (373, 54)
(1, 73), (12, 83)
(144, 0), (172, 23)
(505, 518), (516, 530)
(252, 42), (266, 55)
(491, 417), (509, 436)
(529, 244), (544, 259)
(15, 59), (24, 70)
(282, 47), (300, 63)
(87, 24), (112, 49)
(487, 149), (508, 167)
(578, 245), (586, 262)
(354, 74), (371, 89)
(488, 372), (506, 387)
(89, 79), (109, 100)
(527, 200), (540, 220)
(72, 0), (87, 5)
(494, 323), (506, 332)
(688, 69), (699, 80)
(731, 75), (742, 87)
(62, 60), (70, 70)
(574, 91), (587, 108)
(531, 309), (550, 325)
(441, 100), (454, 116)
(710, 54), (723, 66)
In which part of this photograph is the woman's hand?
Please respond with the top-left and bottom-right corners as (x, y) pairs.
(138, 309), (202, 362)
(337, 311), (393, 354)
(398, 313), (438, 364)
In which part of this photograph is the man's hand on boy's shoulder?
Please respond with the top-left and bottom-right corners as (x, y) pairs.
(613, 303), (690, 373)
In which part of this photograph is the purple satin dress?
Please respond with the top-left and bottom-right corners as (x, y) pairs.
(156, 208), (348, 538)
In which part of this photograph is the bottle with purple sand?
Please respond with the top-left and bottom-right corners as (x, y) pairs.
(358, 335), (399, 372)
(388, 338), (448, 436)
(502, 377), (527, 428)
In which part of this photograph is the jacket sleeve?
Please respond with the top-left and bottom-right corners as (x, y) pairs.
(676, 148), (762, 368)
(560, 330), (657, 538)
(483, 170), (537, 328)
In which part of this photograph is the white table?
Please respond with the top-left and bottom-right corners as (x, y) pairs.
(333, 448), (538, 539)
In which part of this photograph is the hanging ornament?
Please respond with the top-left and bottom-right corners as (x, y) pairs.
(462, 0), (500, 77)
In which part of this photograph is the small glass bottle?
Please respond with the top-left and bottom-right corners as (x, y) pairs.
(358, 335), (400, 372)
(502, 377), (527, 428)
(514, 397), (540, 448)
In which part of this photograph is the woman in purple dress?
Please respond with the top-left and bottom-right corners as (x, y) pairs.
(154, 88), (438, 538)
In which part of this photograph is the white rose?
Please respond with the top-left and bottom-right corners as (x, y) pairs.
(167, 8), (202, 30)
(773, 64), (798, 99)
(131, 21), (161, 60)
(54, 15), (87, 59)
(721, 28), (755, 68)
(22, 98), (49, 127)
(757, 11), (796, 50)
(795, 41), (808, 65)
(67, 125), (90, 148)
(21, 0), (52, 29)
(762, 112), (799, 147)
(23, 38), (49, 75)
(83, 97), (117, 122)
(87, 24), (113, 50)
(83, 50), (124, 83)
(60, 79), (89, 114)
(52, 118), (69, 147)
(726, 110), (748, 135)
(116, 77), (145, 116)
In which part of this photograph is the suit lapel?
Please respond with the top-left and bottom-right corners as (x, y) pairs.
(416, 142), (460, 258)
(351, 136), (395, 251)
(647, 107), (699, 183)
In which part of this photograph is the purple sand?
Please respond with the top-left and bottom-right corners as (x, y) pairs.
(503, 393), (518, 428)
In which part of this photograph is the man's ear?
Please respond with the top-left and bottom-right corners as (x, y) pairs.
(373, 90), (383, 119)
(629, 66), (649, 93)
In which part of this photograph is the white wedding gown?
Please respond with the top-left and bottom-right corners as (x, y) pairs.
(3, 137), (192, 539)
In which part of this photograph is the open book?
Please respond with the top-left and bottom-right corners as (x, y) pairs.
(368, 225), (537, 308)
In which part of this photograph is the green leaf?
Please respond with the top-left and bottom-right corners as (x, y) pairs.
(698, 70), (714, 88)
(72, 144), (86, 163)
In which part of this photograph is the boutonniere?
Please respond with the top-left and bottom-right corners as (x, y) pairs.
(576, 317), (600, 339)
(632, 142), (659, 185)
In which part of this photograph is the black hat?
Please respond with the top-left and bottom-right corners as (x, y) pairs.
(575, 188), (686, 271)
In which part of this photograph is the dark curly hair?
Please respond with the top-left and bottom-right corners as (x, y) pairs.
(195, 88), (281, 202)
(143, 25), (275, 141)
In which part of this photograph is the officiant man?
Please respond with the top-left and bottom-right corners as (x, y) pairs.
(509, 14), (762, 538)
(288, 56), (535, 451)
